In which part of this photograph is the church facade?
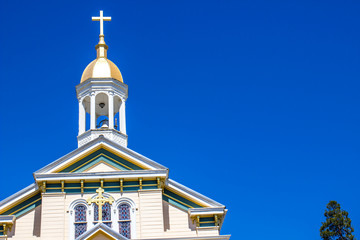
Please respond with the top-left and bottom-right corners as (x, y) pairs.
(0, 11), (229, 240)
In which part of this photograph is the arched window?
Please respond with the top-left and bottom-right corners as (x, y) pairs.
(118, 203), (131, 238)
(70, 196), (135, 239)
(74, 204), (87, 238)
(94, 202), (112, 227)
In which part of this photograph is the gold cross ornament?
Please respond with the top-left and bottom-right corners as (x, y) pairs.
(92, 10), (111, 36)
(87, 187), (114, 222)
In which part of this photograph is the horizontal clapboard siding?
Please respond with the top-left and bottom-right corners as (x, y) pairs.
(40, 193), (65, 238)
(139, 190), (164, 238)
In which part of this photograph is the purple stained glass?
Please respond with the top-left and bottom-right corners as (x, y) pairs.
(103, 202), (111, 221)
(94, 204), (98, 221)
(94, 202), (111, 221)
(75, 204), (87, 222)
(74, 204), (87, 238)
(118, 204), (131, 238)
(103, 222), (112, 228)
(119, 221), (131, 238)
(75, 223), (87, 238)
(118, 203), (130, 220)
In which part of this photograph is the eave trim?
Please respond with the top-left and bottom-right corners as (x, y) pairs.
(189, 207), (227, 216)
(167, 179), (225, 208)
(0, 184), (38, 213)
(0, 216), (15, 224)
(34, 170), (168, 182)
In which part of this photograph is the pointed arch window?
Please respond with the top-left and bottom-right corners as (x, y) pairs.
(118, 203), (131, 238)
(94, 202), (112, 227)
(74, 204), (87, 238)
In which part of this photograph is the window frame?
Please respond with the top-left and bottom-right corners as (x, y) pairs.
(92, 202), (113, 227)
(114, 198), (136, 239)
(69, 195), (136, 240)
(74, 204), (88, 238)
(69, 199), (91, 240)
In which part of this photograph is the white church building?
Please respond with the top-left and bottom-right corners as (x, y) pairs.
(0, 11), (230, 240)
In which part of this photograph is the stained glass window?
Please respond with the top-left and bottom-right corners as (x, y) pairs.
(74, 204), (87, 238)
(103, 222), (112, 228)
(103, 202), (112, 221)
(118, 203), (131, 238)
(119, 203), (130, 220)
(94, 202), (112, 227)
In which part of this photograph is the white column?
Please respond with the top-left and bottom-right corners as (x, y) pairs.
(108, 93), (114, 129)
(90, 93), (96, 129)
(120, 98), (126, 134)
(78, 99), (86, 135)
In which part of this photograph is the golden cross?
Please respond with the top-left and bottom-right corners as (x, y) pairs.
(92, 10), (111, 36)
(87, 187), (114, 222)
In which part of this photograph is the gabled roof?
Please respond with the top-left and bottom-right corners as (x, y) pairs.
(166, 179), (224, 208)
(0, 136), (227, 227)
(0, 184), (39, 215)
(35, 136), (167, 174)
(76, 223), (128, 240)
(57, 148), (145, 172)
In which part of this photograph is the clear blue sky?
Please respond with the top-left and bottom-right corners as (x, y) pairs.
(1, 0), (360, 239)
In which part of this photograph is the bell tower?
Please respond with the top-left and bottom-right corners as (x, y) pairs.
(76, 11), (128, 148)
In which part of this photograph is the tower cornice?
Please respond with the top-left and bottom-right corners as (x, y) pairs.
(76, 78), (128, 100)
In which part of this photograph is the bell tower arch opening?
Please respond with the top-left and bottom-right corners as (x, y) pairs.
(95, 93), (109, 128)
(76, 10), (128, 148)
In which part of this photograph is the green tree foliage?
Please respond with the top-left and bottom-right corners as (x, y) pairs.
(320, 200), (356, 240)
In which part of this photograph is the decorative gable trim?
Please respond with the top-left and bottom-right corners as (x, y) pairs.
(0, 184), (41, 217)
(57, 148), (144, 173)
(163, 188), (204, 210)
(82, 161), (120, 172)
(0, 192), (41, 218)
(35, 136), (167, 174)
(166, 179), (225, 208)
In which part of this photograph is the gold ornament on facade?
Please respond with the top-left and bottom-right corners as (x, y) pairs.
(87, 187), (114, 223)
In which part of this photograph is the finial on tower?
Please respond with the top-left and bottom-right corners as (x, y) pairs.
(92, 11), (112, 58)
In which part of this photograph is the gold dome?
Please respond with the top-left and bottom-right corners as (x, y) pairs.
(80, 34), (123, 83)
(81, 58), (123, 83)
